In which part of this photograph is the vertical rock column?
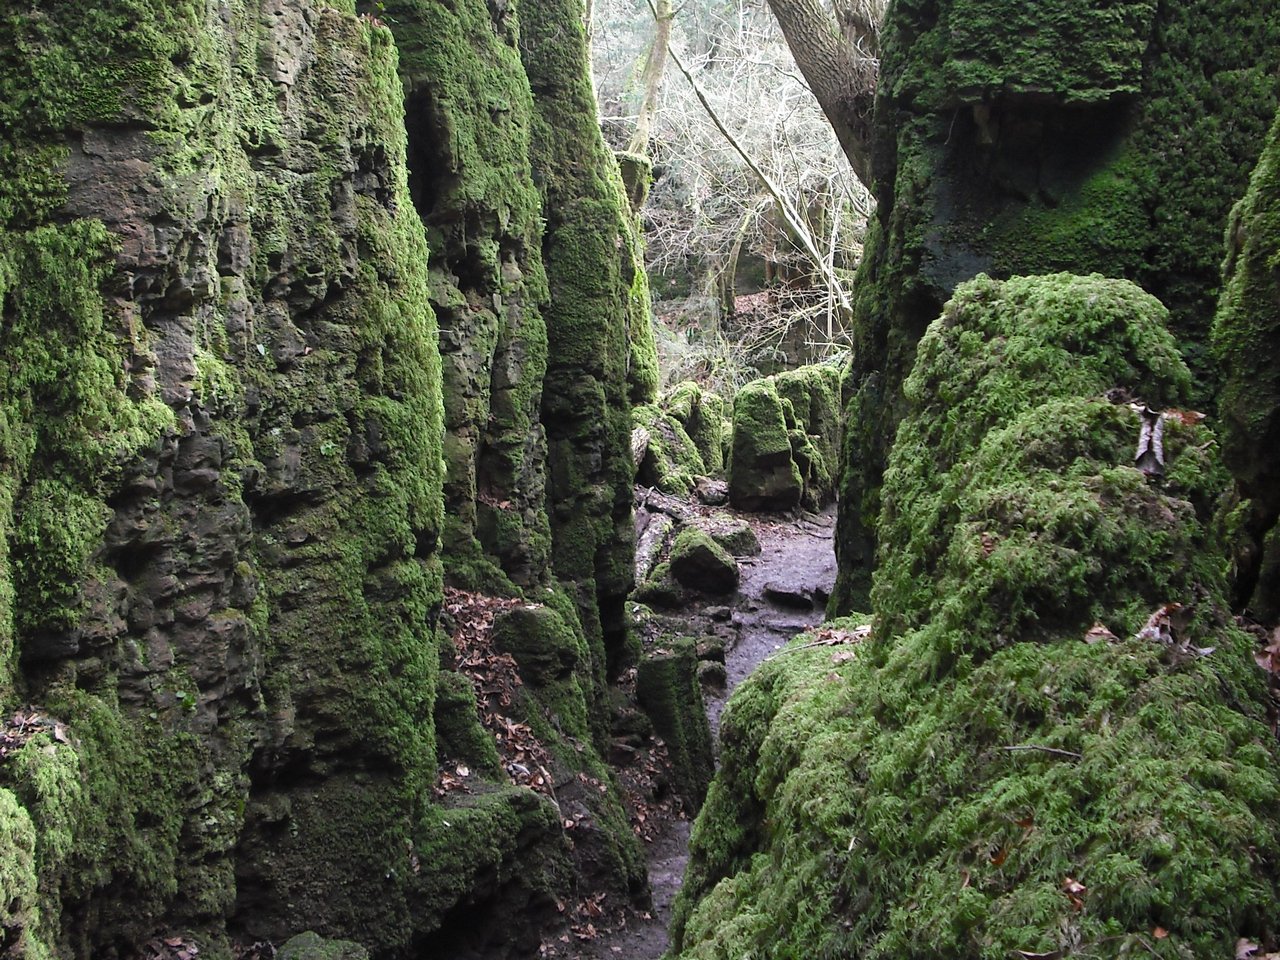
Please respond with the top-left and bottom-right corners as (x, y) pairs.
(382, 0), (556, 592)
(1215, 106), (1280, 621)
(521, 0), (642, 687)
(0, 1), (447, 954)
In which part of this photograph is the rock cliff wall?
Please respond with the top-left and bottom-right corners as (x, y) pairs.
(832, 0), (1280, 610)
(0, 0), (648, 955)
(1214, 105), (1280, 623)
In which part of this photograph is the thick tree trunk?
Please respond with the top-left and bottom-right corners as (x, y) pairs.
(764, 0), (877, 188)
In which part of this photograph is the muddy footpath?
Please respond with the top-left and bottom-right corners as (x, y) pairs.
(576, 500), (837, 960)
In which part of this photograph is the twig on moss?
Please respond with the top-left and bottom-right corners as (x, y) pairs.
(1001, 744), (1083, 761)
(762, 624), (872, 661)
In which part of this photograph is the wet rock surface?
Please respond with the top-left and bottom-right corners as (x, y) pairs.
(583, 496), (836, 958)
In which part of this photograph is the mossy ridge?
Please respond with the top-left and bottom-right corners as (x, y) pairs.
(673, 275), (1280, 958)
(380, 0), (557, 593)
(633, 401), (707, 497)
(522, 0), (641, 684)
(1213, 105), (1280, 621)
(834, 0), (1280, 612)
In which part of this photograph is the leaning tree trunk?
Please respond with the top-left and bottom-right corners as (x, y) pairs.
(764, 0), (878, 188)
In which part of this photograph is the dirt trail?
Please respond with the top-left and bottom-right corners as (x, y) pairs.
(578, 505), (837, 960)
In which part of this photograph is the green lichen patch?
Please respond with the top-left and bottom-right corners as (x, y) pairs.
(0, 221), (173, 659)
(277, 931), (369, 960)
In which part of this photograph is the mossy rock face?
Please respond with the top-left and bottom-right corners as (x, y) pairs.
(699, 516), (760, 558)
(409, 785), (573, 957)
(833, 0), (1280, 612)
(0, 0), (643, 953)
(635, 638), (714, 810)
(1214, 104), (1280, 621)
(1, 2), (451, 954)
(491, 603), (581, 687)
(669, 529), (739, 596)
(433, 671), (504, 776)
(672, 276), (1280, 959)
(728, 380), (802, 512)
(633, 402), (707, 497)
(278, 932), (370, 960)
(729, 365), (840, 512)
(615, 150), (653, 212)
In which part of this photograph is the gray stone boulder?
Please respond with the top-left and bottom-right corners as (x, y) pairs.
(669, 528), (739, 595)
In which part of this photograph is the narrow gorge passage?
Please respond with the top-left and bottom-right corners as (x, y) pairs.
(579, 502), (838, 960)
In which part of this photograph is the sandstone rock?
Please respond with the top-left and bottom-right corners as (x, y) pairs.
(700, 515), (760, 557)
(669, 529), (740, 595)
(278, 932), (370, 960)
(636, 638), (714, 809)
(693, 477), (729, 505)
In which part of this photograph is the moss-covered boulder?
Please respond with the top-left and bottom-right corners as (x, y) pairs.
(728, 380), (803, 511)
(833, 0), (1280, 611)
(773, 364), (841, 496)
(635, 637), (714, 810)
(632, 561), (686, 610)
(633, 402), (707, 497)
(491, 602), (581, 687)
(1215, 105), (1280, 621)
(278, 932), (370, 960)
(729, 364), (841, 512)
(665, 381), (729, 476)
(671, 275), (1280, 959)
(669, 528), (740, 596)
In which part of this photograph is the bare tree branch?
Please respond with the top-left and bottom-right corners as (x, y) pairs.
(650, 0), (853, 315)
